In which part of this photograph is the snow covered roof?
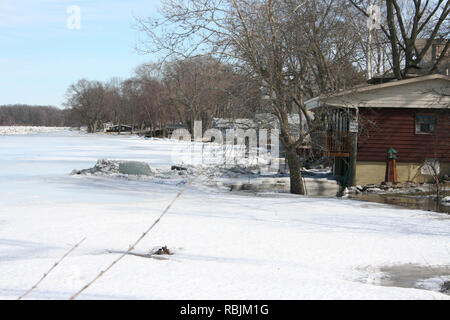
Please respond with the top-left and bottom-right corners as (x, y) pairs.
(165, 123), (188, 129)
(306, 74), (450, 110)
(212, 118), (257, 130)
(213, 114), (307, 131)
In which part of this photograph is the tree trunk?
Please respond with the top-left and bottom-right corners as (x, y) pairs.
(386, 0), (402, 79)
(88, 120), (99, 133)
(88, 122), (95, 133)
(286, 149), (305, 195)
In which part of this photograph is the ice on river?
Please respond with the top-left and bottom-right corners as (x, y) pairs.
(0, 129), (449, 300)
(0, 126), (70, 136)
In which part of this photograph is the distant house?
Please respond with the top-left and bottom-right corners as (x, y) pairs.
(415, 38), (450, 76)
(165, 123), (188, 137)
(105, 124), (133, 133)
(306, 74), (450, 185)
(211, 118), (257, 134)
(211, 113), (311, 165)
(103, 122), (114, 132)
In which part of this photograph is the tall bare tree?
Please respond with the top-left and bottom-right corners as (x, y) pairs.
(159, 56), (261, 133)
(137, 0), (365, 194)
(350, 0), (449, 79)
(64, 79), (109, 133)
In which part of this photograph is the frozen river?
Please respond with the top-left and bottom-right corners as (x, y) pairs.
(0, 129), (449, 300)
(0, 130), (188, 206)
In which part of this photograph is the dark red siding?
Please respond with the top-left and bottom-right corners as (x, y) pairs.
(357, 108), (450, 162)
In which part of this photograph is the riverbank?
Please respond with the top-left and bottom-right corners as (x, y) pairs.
(0, 126), (70, 136)
(346, 182), (450, 214)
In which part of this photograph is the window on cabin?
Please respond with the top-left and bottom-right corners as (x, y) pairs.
(415, 115), (436, 134)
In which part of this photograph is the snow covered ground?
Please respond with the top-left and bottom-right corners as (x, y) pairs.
(0, 126), (70, 136)
(0, 129), (449, 300)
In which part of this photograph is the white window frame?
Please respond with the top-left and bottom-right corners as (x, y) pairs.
(415, 114), (436, 135)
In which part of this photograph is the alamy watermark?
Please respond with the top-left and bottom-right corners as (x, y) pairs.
(169, 121), (281, 173)
(67, 5), (81, 30)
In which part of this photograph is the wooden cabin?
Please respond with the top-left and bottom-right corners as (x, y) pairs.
(165, 123), (188, 137)
(211, 114), (309, 161)
(106, 124), (133, 133)
(306, 75), (450, 186)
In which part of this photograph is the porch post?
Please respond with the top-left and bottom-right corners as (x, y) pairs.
(348, 108), (359, 186)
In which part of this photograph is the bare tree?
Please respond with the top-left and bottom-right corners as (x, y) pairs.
(62, 60), (258, 135)
(136, 0), (365, 194)
(159, 56), (261, 133)
(350, 0), (449, 79)
(64, 79), (109, 133)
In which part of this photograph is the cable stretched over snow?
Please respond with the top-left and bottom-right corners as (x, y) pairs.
(69, 175), (200, 300)
(18, 237), (86, 300)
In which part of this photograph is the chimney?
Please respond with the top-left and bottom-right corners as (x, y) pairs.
(404, 66), (421, 79)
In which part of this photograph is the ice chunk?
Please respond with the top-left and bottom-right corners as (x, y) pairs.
(118, 161), (152, 176)
(73, 159), (152, 176)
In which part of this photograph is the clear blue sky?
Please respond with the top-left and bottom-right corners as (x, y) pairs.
(0, 0), (161, 108)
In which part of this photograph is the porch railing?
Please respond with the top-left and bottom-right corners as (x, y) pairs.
(325, 131), (350, 158)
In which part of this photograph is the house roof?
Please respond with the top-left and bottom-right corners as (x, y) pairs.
(165, 123), (187, 129)
(212, 118), (257, 129)
(108, 124), (132, 128)
(212, 114), (307, 131)
(306, 74), (450, 110)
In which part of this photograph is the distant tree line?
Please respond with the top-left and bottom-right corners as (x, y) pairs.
(64, 57), (264, 133)
(0, 105), (70, 127)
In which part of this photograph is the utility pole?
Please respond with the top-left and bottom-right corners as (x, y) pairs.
(367, 2), (381, 80)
